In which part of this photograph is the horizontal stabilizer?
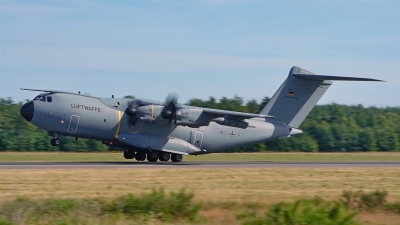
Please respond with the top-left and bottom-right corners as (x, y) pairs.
(293, 73), (384, 82)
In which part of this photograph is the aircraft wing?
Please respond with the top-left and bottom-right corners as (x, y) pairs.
(201, 108), (274, 119)
(172, 106), (274, 128)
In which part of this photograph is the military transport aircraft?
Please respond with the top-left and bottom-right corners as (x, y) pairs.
(20, 66), (382, 162)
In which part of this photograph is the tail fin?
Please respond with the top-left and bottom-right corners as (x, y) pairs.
(260, 66), (383, 128)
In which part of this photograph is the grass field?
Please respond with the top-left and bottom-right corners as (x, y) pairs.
(1, 151), (400, 162)
(0, 167), (400, 224)
(1, 168), (399, 202)
(1, 152), (400, 224)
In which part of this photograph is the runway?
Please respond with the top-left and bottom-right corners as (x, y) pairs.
(0, 162), (400, 169)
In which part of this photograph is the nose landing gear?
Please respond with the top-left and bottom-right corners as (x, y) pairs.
(50, 138), (61, 147)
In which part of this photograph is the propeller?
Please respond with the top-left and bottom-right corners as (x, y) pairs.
(161, 92), (179, 123)
(124, 93), (180, 126)
(125, 107), (137, 116)
(124, 99), (142, 126)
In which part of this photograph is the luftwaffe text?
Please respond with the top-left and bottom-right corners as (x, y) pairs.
(71, 104), (101, 112)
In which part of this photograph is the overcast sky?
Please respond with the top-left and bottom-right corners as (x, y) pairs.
(1, 0), (399, 106)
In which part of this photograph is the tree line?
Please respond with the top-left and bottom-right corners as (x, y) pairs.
(1, 97), (399, 152)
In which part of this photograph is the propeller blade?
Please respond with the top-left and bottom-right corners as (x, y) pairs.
(165, 92), (179, 106)
(162, 92), (179, 123)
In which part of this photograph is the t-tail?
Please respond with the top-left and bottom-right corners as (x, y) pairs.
(260, 66), (383, 128)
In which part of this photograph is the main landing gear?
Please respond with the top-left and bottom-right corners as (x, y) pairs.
(159, 152), (170, 162)
(171, 154), (183, 163)
(123, 151), (182, 163)
(123, 151), (135, 160)
(50, 138), (61, 147)
(135, 152), (147, 161)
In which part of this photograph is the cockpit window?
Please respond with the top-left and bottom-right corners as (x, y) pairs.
(33, 96), (45, 101)
(33, 95), (52, 102)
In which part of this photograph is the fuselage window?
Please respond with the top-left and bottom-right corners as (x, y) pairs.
(47, 97), (53, 102)
(40, 96), (46, 102)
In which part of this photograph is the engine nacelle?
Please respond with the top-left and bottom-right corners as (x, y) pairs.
(137, 105), (169, 124)
(213, 117), (249, 129)
(175, 109), (210, 127)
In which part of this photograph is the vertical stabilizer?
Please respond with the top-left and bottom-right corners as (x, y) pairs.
(260, 66), (330, 128)
(260, 66), (382, 128)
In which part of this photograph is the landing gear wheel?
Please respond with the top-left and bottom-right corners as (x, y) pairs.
(147, 151), (159, 163)
(171, 154), (183, 163)
(159, 152), (171, 162)
(124, 151), (135, 160)
(135, 152), (146, 161)
(50, 138), (61, 147)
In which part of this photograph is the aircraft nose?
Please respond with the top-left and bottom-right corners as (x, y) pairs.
(20, 101), (34, 122)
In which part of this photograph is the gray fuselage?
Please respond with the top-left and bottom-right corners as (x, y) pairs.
(26, 92), (291, 153)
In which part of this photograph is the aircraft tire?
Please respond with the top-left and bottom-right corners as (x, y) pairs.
(147, 152), (159, 163)
(51, 138), (61, 147)
(124, 151), (135, 160)
(159, 152), (170, 162)
(171, 154), (183, 163)
(135, 152), (146, 161)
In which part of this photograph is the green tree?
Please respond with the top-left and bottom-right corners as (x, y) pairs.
(1, 96), (400, 152)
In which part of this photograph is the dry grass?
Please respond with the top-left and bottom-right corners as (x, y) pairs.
(0, 168), (399, 202)
(1, 167), (400, 224)
(356, 212), (400, 225)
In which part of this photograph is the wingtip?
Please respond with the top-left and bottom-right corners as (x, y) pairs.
(364, 79), (385, 82)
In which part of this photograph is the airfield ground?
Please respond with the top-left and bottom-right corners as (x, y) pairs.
(0, 152), (400, 224)
(1, 151), (400, 162)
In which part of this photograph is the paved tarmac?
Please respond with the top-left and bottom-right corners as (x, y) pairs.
(0, 162), (399, 169)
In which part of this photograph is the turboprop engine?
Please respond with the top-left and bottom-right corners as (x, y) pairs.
(213, 117), (251, 129)
(125, 105), (170, 124)
(175, 108), (211, 127)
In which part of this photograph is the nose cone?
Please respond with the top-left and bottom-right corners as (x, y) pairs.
(20, 101), (34, 122)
